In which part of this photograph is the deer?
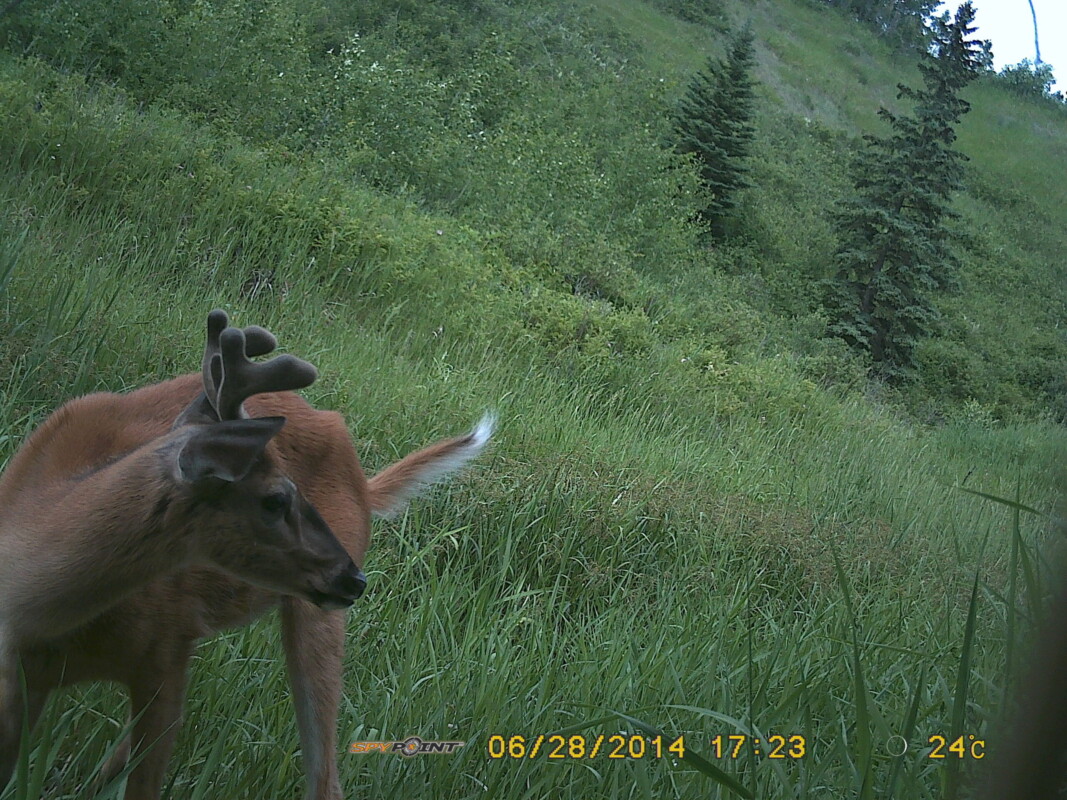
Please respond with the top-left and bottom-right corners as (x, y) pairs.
(0, 310), (493, 800)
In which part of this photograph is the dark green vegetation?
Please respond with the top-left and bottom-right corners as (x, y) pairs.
(824, 0), (940, 48)
(825, 3), (984, 378)
(0, 0), (1063, 797)
(674, 25), (757, 231)
(997, 58), (1063, 103)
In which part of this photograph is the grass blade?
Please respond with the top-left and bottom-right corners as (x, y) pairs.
(552, 710), (754, 799)
(943, 572), (980, 800)
(831, 543), (874, 800)
(885, 664), (925, 796)
(953, 486), (1041, 516)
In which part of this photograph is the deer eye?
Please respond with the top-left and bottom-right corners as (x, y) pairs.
(261, 492), (289, 517)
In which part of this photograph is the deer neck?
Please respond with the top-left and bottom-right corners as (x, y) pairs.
(0, 441), (191, 644)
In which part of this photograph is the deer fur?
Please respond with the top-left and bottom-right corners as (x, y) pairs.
(0, 312), (492, 800)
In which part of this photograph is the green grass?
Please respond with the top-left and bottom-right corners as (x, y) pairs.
(0, 0), (1064, 798)
(0, 207), (1058, 796)
(9, 470), (1052, 798)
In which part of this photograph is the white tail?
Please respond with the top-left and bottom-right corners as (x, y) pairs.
(368, 413), (495, 517)
(0, 311), (491, 800)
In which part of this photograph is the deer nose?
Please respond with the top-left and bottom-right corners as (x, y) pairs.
(332, 564), (366, 600)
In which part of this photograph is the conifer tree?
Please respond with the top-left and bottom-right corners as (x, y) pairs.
(825, 2), (985, 378)
(674, 26), (757, 232)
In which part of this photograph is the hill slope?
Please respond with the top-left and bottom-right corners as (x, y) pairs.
(3, 0), (1065, 418)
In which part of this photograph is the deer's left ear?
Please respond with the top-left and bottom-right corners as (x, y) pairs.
(177, 417), (287, 484)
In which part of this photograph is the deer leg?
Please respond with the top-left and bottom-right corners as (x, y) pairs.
(0, 657), (21, 792)
(281, 597), (346, 800)
(116, 644), (193, 800)
(95, 733), (131, 793)
(0, 658), (49, 793)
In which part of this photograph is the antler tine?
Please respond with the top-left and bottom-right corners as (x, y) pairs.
(213, 326), (318, 421)
(174, 310), (314, 428)
(200, 310), (287, 418)
(241, 325), (277, 357)
(200, 310), (229, 410)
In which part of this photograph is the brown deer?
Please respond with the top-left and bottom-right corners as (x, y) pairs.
(0, 310), (493, 799)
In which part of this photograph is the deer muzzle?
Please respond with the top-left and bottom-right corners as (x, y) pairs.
(307, 563), (366, 610)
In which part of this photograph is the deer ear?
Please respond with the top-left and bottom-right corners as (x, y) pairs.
(177, 417), (286, 484)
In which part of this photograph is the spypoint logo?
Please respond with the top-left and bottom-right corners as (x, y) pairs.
(349, 736), (467, 756)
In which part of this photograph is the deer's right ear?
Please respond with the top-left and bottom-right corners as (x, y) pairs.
(177, 417), (287, 484)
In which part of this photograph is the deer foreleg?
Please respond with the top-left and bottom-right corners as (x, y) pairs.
(0, 656), (49, 794)
(281, 597), (346, 800)
(116, 646), (193, 800)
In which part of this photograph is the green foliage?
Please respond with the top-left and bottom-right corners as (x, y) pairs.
(2, 0), (1062, 415)
(646, 0), (727, 27)
(673, 25), (758, 231)
(994, 58), (1064, 104)
(822, 0), (939, 49)
(824, 1), (986, 379)
(521, 287), (657, 361)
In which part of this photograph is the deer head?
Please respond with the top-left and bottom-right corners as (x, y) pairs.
(166, 310), (366, 609)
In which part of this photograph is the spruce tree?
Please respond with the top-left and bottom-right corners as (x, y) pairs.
(825, 2), (985, 378)
(674, 26), (757, 232)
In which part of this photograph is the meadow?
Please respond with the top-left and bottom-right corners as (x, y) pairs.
(0, 0), (1064, 797)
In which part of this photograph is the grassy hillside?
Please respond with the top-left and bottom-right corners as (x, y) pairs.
(0, 0), (1064, 798)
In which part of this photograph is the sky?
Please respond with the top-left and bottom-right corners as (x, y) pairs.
(942, 0), (1064, 91)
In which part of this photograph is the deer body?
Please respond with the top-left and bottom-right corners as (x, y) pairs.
(0, 315), (491, 800)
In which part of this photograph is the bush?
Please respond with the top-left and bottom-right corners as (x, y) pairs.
(994, 59), (1064, 104)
